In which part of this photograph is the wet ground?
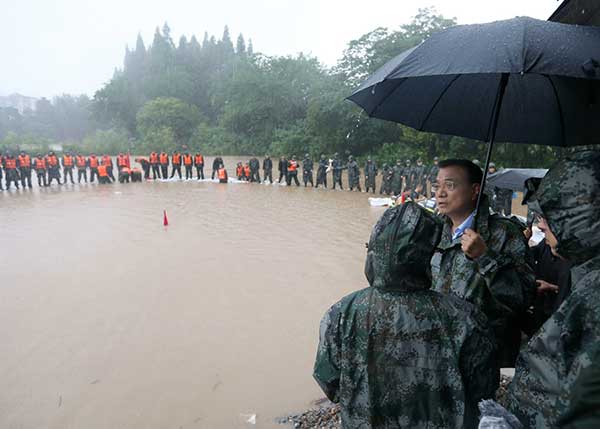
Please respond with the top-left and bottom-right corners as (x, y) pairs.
(0, 157), (384, 428)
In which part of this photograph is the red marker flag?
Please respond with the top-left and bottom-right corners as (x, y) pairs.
(163, 210), (169, 226)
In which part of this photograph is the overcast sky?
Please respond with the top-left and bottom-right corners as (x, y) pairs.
(1, 0), (560, 98)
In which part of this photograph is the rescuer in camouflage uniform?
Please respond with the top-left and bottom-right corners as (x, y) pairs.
(379, 163), (392, 195)
(391, 160), (403, 195)
(347, 155), (361, 191)
(431, 159), (535, 369)
(314, 202), (498, 429)
(507, 150), (600, 428)
(364, 156), (378, 193)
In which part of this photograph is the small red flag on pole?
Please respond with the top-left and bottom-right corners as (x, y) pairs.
(163, 210), (169, 226)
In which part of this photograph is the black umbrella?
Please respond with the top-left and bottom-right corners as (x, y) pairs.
(348, 16), (600, 215)
(487, 168), (548, 192)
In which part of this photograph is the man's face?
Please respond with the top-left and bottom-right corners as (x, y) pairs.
(434, 166), (479, 216)
(537, 216), (560, 256)
(488, 167), (497, 174)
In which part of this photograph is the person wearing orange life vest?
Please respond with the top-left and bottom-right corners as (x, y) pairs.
(117, 153), (130, 182)
(33, 154), (48, 187)
(3, 153), (20, 190)
(135, 157), (150, 180)
(170, 151), (182, 179)
(97, 164), (111, 184)
(88, 154), (99, 183)
(159, 152), (169, 178)
(183, 152), (194, 180)
(149, 152), (160, 179)
(75, 153), (88, 183)
(101, 154), (115, 182)
(194, 153), (205, 179)
(243, 163), (251, 181)
(286, 156), (300, 186)
(118, 167), (131, 183)
(61, 151), (75, 184)
(217, 164), (228, 183)
(236, 162), (244, 180)
(46, 151), (62, 185)
(18, 150), (32, 189)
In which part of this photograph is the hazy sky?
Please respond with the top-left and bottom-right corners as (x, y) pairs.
(2, 0), (560, 98)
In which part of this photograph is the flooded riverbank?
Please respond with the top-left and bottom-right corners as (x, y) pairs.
(0, 157), (384, 428)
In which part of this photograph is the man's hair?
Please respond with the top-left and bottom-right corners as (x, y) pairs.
(438, 159), (483, 185)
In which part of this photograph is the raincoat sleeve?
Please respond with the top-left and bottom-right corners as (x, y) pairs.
(475, 220), (536, 314)
(313, 301), (343, 403)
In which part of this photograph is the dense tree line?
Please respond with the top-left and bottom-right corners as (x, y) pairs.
(0, 9), (561, 167)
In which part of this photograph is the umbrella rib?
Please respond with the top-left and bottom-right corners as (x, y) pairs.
(545, 75), (567, 148)
(418, 75), (461, 130)
(368, 78), (408, 117)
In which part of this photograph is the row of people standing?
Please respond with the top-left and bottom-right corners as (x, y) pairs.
(142, 152), (206, 181)
(0, 151), (139, 189)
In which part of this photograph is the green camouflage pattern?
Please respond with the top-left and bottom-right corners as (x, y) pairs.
(314, 202), (498, 428)
(431, 196), (536, 367)
(507, 150), (600, 428)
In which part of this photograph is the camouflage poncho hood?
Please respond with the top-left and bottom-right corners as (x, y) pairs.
(365, 202), (442, 291)
(528, 150), (600, 265)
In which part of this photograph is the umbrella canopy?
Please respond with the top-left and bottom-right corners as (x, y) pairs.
(487, 168), (548, 191)
(348, 16), (600, 147)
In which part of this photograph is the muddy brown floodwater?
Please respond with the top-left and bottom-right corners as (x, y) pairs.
(0, 156), (385, 428)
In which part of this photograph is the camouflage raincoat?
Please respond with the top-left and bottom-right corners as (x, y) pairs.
(507, 150), (600, 428)
(431, 196), (536, 367)
(314, 202), (498, 428)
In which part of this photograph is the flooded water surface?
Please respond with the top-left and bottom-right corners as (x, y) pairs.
(0, 157), (384, 428)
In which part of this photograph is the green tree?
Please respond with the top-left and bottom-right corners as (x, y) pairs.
(136, 97), (202, 147)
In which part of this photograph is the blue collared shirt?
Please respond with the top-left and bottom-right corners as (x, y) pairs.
(452, 211), (476, 241)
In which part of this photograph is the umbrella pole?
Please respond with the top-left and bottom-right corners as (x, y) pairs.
(475, 73), (509, 228)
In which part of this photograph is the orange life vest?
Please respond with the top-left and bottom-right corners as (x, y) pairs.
(63, 155), (74, 167)
(18, 154), (31, 168)
(117, 155), (128, 167)
(218, 168), (227, 180)
(76, 155), (87, 168)
(287, 160), (298, 172)
(35, 158), (46, 170)
(98, 165), (108, 177)
(150, 153), (159, 164)
(89, 157), (99, 168)
(236, 165), (243, 176)
(244, 165), (251, 176)
(183, 155), (193, 166)
(102, 155), (112, 166)
(4, 158), (17, 170)
(195, 154), (204, 165)
(47, 155), (59, 167)
(160, 153), (168, 165)
(172, 153), (181, 164)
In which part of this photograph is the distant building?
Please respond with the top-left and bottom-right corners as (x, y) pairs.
(550, 0), (600, 26)
(0, 93), (39, 114)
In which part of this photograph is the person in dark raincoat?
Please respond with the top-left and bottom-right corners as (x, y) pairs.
(278, 156), (288, 184)
(331, 153), (344, 190)
(412, 158), (427, 196)
(364, 156), (377, 193)
(430, 159), (535, 369)
(249, 157), (261, 183)
(427, 157), (439, 197)
(314, 202), (498, 429)
(302, 153), (314, 187)
(391, 160), (403, 195)
(262, 155), (273, 184)
(506, 150), (600, 428)
(316, 155), (328, 188)
(346, 155), (361, 192)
